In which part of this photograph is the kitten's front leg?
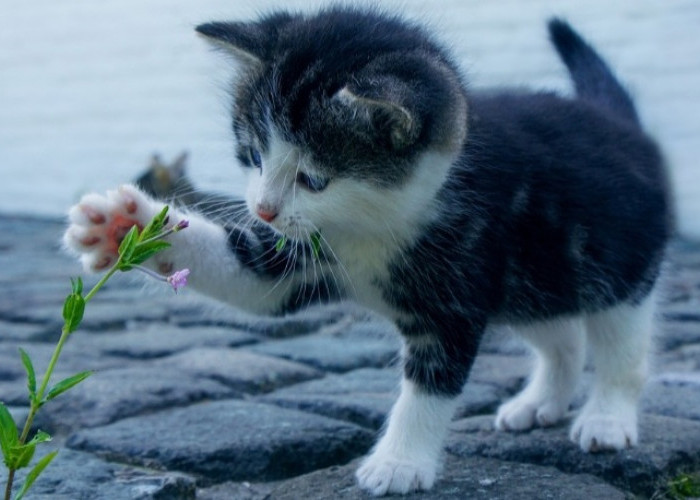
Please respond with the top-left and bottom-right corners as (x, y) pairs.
(63, 185), (294, 314)
(356, 333), (476, 495)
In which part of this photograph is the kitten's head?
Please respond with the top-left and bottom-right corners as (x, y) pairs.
(197, 7), (468, 244)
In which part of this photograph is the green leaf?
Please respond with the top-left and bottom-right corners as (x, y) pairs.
(9, 442), (35, 469)
(275, 236), (288, 253)
(13, 450), (58, 500)
(310, 232), (322, 260)
(6, 430), (51, 471)
(129, 240), (171, 266)
(139, 205), (170, 242)
(24, 431), (51, 448)
(18, 348), (36, 403)
(45, 371), (92, 402)
(117, 225), (140, 263)
(61, 292), (85, 334)
(70, 277), (83, 295)
(0, 402), (19, 466)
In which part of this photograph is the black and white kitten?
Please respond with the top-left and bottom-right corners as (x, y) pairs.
(63, 7), (671, 496)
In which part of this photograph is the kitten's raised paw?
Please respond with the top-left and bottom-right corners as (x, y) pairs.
(63, 185), (161, 272)
(356, 451), (436, 496)
(569, 412), (637, 452)
(495, 394), (566, 431)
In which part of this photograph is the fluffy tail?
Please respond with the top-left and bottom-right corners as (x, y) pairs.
(548, 18), (640, 127)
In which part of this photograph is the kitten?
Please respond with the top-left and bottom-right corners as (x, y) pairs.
(63, 7), (671, 496)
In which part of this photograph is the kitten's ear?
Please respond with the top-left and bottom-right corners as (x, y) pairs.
(195, 13), (296, 68)
(195, 22), (266, 67)
(334, 81), (421, 150)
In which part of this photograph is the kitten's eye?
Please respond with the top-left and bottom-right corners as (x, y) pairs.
(248, 147), (263, 170)
(296, 171), (329, 192)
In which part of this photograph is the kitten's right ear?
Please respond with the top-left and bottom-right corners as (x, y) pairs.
(195, 22), (266, 67)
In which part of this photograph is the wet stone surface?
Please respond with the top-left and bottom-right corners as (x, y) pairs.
(1, 215), (699, 499)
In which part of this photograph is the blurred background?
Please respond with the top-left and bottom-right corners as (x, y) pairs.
(1, 0), (699, 236)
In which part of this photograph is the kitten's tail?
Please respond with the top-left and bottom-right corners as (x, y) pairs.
(548, 18), (640, 128)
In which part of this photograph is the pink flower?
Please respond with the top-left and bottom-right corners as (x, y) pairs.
(166, 269), (190, 293)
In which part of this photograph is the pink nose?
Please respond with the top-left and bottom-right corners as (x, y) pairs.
(257, 208), (278, 223)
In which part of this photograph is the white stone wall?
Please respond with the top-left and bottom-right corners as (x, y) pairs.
(1, 0), (698, 236)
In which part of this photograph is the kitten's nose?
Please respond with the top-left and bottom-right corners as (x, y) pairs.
(256, 207), (278, 223)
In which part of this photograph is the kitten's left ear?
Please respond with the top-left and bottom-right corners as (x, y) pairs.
(334, 79), (421, 151)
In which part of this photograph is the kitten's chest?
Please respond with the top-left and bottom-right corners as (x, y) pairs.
(332, 239), (405, 320)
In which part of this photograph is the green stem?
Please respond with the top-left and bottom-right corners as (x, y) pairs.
(17, 264), (118, 445)
(6, 264), (120, 499)
(4, 470), (14, 500)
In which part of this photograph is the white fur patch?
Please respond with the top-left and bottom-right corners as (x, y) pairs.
(496, 317), (586, 431)
(570, 292), (656, 451)
(356, 379), (458, 496)
(64, 184), (298, 314)
(248, 129), (456, 320)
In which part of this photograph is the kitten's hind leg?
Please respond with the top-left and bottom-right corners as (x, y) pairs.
(571, 293), (655, 452)
(496, 317), (585, 431)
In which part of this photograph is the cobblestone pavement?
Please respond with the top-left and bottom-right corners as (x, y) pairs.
(1, 214), (699, 499)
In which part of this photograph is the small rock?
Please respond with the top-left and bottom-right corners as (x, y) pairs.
(35, 365), (235, 432)
(10, 447), (196, 499)
(151, 347), (322, 393)
(78, 323), (258, 359)
(67, 400), (374, 482)
(248, 321), (400, 372)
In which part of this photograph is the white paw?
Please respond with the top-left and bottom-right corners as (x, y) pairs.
(570, 411), (638, 452)
(495, 393), (566, 431)
(63, 185), (163, 272)
(356, 450), (436, 496)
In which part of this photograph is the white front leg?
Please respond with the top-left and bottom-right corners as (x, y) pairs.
(356, 378), (459, 496)
(63, 184), (295, 314)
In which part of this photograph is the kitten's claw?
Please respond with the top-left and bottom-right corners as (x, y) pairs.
(63, 184), (160, 272)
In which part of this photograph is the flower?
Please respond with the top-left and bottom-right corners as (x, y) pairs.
(174, 219), (190, 231)
(166, 269), (190, 293)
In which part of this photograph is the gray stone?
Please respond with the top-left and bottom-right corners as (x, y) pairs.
(175, 300), (355, 338)
(0, 340), (128, 383)
(77, 323), (258, 359)
(150, 347), (322, 393)
(197, 481), (277, 500)
(447, 413), (700, 497)
(248, 320), (400, 372)
(34, 366), (235, 433)
(259, 368), (400, 429)
(662, 302), (700, 323)
(11, 300), (173, 331)
(657, 320), (700, 351)
(0, 320), (47, 342)
(9, 447), (196, 499)
(262, 455), (628, 499)
(67, 400), (374, 482)
(642, 376), (700, 421)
